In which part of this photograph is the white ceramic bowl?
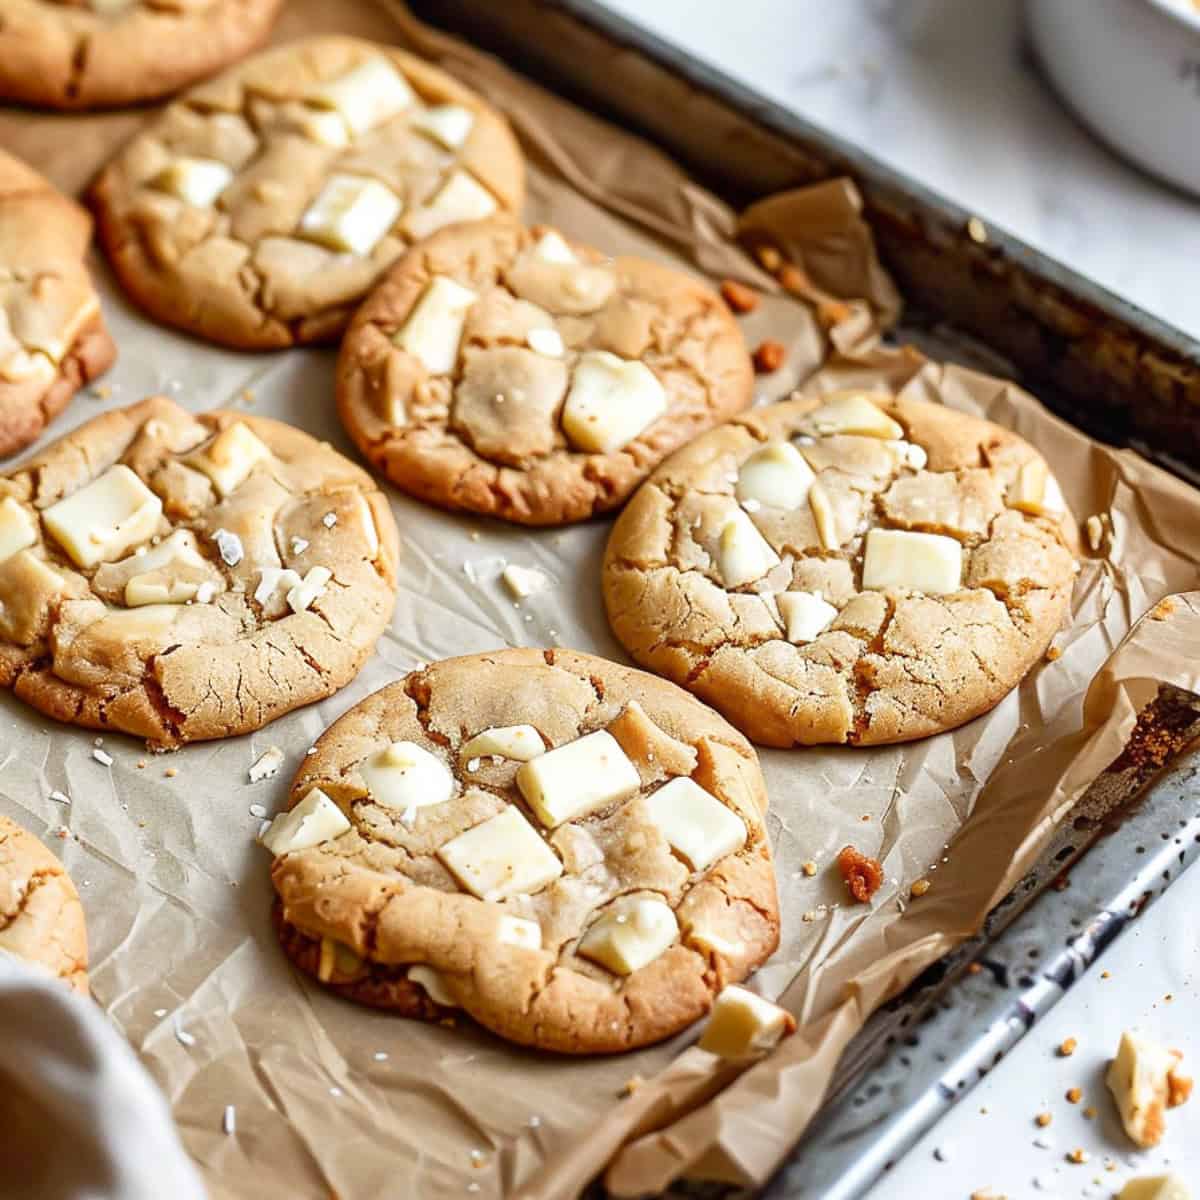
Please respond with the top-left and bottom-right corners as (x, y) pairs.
(1027, 0), (1200, 195)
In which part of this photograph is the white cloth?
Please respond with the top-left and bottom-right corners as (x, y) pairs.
(0, 957), (206, 1200)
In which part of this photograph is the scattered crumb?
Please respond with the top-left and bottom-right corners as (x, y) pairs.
(241, 388), (255, 405)
(92, 747), (114, 767)
(1066, 1148), (1088, 1165)
(1059, 1037), (1078, 1057)
(1101, 970), (1111, 979)
(777, 263), (809, 296)
(967, 962), (983, 976)
(501, 563), (549, 601)
(1151, 597), (1177, 621)
(1083, 1106), (1097, 1119)
(910, 879), (931, 898)
(1084, 513), (1105, 552)
(967, 215), (989, 244)
(933, 1143), (952, 1163)
(621, 1075), (644, 1097)
(970, 1190), (1006, 1200)
(752, 340), (786, 374)
(1066, 1086), (1082, 1103)
(1035, 1112), (1052, 1128)
(165, 767), (178, 779)
(248, 746), (284, 783)
(48, 790), (70, 805)
(137, 759), (147, 770)
(754, 244), (782, 274)
(1168, 1066), (1193, 1108)
(836, 845), (884, 903)
(801, 860), (817, 877)
(92, 384), (111, 400)
(1045, 644), (1062, 662)
(720, 279), (760, 314)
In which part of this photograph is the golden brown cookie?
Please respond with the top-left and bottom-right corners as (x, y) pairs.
(0, 149), (115, 459)
(336, 217), (754, 525)
(0, 816), (88, 994)
(89, 36), (524, 350)
(0, 0), (283, 110)
(603, 391), (1078, 747)
(269, 648), (780, 1054)
(0, 395), (399, 748)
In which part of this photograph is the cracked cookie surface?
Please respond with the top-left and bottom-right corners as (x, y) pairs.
(0, 395), (399, 747)
(0, 149), (115, 459)
(337, 217), (754, 525)
(270, 648), (780, 1054)
(0, 0), (283, 110)
(603, 392), (1078, 747)
(0, 815), (88, 994)
(90, 35), (525, 349)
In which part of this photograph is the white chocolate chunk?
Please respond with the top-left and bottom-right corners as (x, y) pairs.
(716, 506), (780, 589)
(361, 740), (454, 812)
(526, 327), (564, 358)
(885, 439), (928, 470)
(437, 806), (563, 901)
(286, 566), (331, 614)
(404, 170), (497, 240)
(299, 174), (403, 256)
(861, 528), (963, 594)
(409, 103), (475, 149)
(497, 914), (542, 950)
(184, 422), (272, 497)
(688, 924), (744, 959)
(460, 725), (544, 762)
(698, 985), (794, 1058)
(643, 777), (746, 872)
(736, 442), (815, 511)
(308, 57), (415, 137)
(353, 494), (380, 559)
(532, 231), (577, 264)
(561, 350), (666, 454)
(408, 965), (457, 1007)
(42, 465), (162, 569)
(807, 480), (841, 551)
(777, 590), (838, 644)
(395, 276), (478, 375)
(1107, 1030), (1190, 1149)
(316, 937), (362, 982)
(152, 157), (233, 208)
(214, 528), (243, 566)
(248, 746), (284, 783)
(125, 574), (200, 607)
(516, 730), (640, 828)
(577, 897), (678, 976)
(259, 787), (350, 856)
(1120, 1176), (1192, 1200)
(0, 497), (37, 565)
(254, 567), (302, 607)
(501, 563), (548, 600)
(90, 0), (137, 13)
(295, 109), (351, 148)
(809, 393), (903, 440)
(1, 349), (55, 383)
(1009, 457), (1066, 517)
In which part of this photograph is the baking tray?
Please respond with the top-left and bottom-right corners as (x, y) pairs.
(401, 2), (1200, 1195)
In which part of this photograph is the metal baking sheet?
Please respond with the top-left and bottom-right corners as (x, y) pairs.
(401, 3), (1200, 1195)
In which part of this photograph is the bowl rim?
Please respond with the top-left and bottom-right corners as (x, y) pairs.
(1144, 0), (1200, 34)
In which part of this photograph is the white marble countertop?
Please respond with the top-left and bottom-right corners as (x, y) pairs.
(597, 0), (1200, 343)
(588, 3), (1200, 1197)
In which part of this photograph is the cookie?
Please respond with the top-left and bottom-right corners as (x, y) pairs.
(0, 149), (115, 459)
(0, 395), (399, 748)
(89, 36), (525, 350)
(0, 815), (88, 994)
(0, 0), (283, 110)
(603, 391), (1078, 747)
(269, 648), (780, 1054)
(336, 217), (754, 525)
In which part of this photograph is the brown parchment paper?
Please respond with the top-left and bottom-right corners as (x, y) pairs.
(1, 3), (1199, 1199)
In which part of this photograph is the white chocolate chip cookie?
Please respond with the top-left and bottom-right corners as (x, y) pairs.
(270, 648), (779, 1054)
(0, 815), (88, 994)
(0, 395), (399, 747)
(0, 0), (283, 110)
(336, 217), (754, 525)
(89, 36), (524, 349)
(603, 391), (1078, 746)
(0, 148), (115, 458)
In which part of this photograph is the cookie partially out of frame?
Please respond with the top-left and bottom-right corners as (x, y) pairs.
(0, 0), (283, 110)
(0, 395), (399, 748)
(270, 648), (780, 1054)
(337, 217), (754, 525)
(0, 149), (115, 459)
(90, 36), (524, 349)
(603, 391), (1078, 747)
(0, 815), (88, 994)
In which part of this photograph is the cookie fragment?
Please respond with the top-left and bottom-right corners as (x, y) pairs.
(270, 648), (780, 1053)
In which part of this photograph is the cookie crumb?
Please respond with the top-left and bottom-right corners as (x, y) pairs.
(754, 245), (782, 274)
(1066, 1086), (1082, 1103)
(720, 279), (760, 314)
(1045, 644), (1062, 662)
(1059, 1037), (1078, 1057)
(240, 389), (255, 405)
(752, 340), (786, 374)
(777, 263), (809, 296)
(165, 767), (178, 778)
(1066, 1148), (1087, 1164)
(801, 860), (817, 877)
(910, 879), (931, 897)
(1151, 597), (1177, 621)
(967, 216), (989, 244)
(967, 962), (983, 975)
(1084, 513), (1105, 552)
(92, 384), (111, 400)
(1083, 1106), (1097, 1119)
(837, 846), (883, 903)
(1035, 1111), (1052, 1127)
(621, 1075), (644, 1097)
